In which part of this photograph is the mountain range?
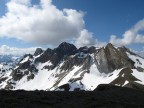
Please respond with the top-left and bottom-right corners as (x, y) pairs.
(0, 42), (144, 91)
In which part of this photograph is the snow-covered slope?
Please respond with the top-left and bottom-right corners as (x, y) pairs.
(0, 42), (144, 91)
(0, 55), (22, 89)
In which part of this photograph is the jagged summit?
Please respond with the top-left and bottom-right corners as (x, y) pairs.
(58, 42), (74, 47)
(105, 43), (114, 48)
(0, 42), (144, 91)
(34, 48), (43, 56)
(57, 42), (76, 50)
(56, 42), (77, 55)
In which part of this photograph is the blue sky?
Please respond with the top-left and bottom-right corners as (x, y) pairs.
(53, 0), (144, 40)
(0, 0), (144, 52)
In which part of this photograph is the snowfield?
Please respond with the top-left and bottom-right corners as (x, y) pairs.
(13, 61), (123, 91)
(0, 43), (144, 91)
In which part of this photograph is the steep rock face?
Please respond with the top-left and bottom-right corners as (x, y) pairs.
(93, 43), (135, 74)
(55, 42), (77, 55)
(34, 48), (43, 56)
(60, 54), (91, 71)
(35, 48), (53, 63)
(95, 48), (109, 73)
(104, 43), (135, 72)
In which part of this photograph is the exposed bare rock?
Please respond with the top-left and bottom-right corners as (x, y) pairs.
(110, 67), (140, 86)
(34, 48), (43, 56)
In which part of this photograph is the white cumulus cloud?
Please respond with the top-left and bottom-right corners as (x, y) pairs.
(75, 29), (106, 48)
(110, 19), (144, 46)
(75, 29), (95, 48)
(0, 45), (37, 55)
(0, 0), (85, 45)
(0, 0), (108, 48)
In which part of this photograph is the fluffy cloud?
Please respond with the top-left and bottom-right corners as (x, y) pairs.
(0, 0), (85, 45)
(75, 29), (106, 48)
(110, 19), (144, 46)
(75, 29), (95, 48)
(0, 0), (107, 48)
(0, 45), (37, 55)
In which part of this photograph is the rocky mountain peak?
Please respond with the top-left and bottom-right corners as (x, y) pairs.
(34, 48), (53, 63)
(56, 42), (77, 55)
(104, 44), (135, 72)
(105, 43), (116, 51)
(106, 43), (114, 47)
(34, 48), (43, 56)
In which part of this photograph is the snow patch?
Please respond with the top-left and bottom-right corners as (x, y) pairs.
(81, 64), (121, 90)
(15, 68), (58, 90)
(123, 80), (129, 86)
(132, 69), (144, 85)
(127, 52), (144, 68)
(20, 56), (29, 64)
